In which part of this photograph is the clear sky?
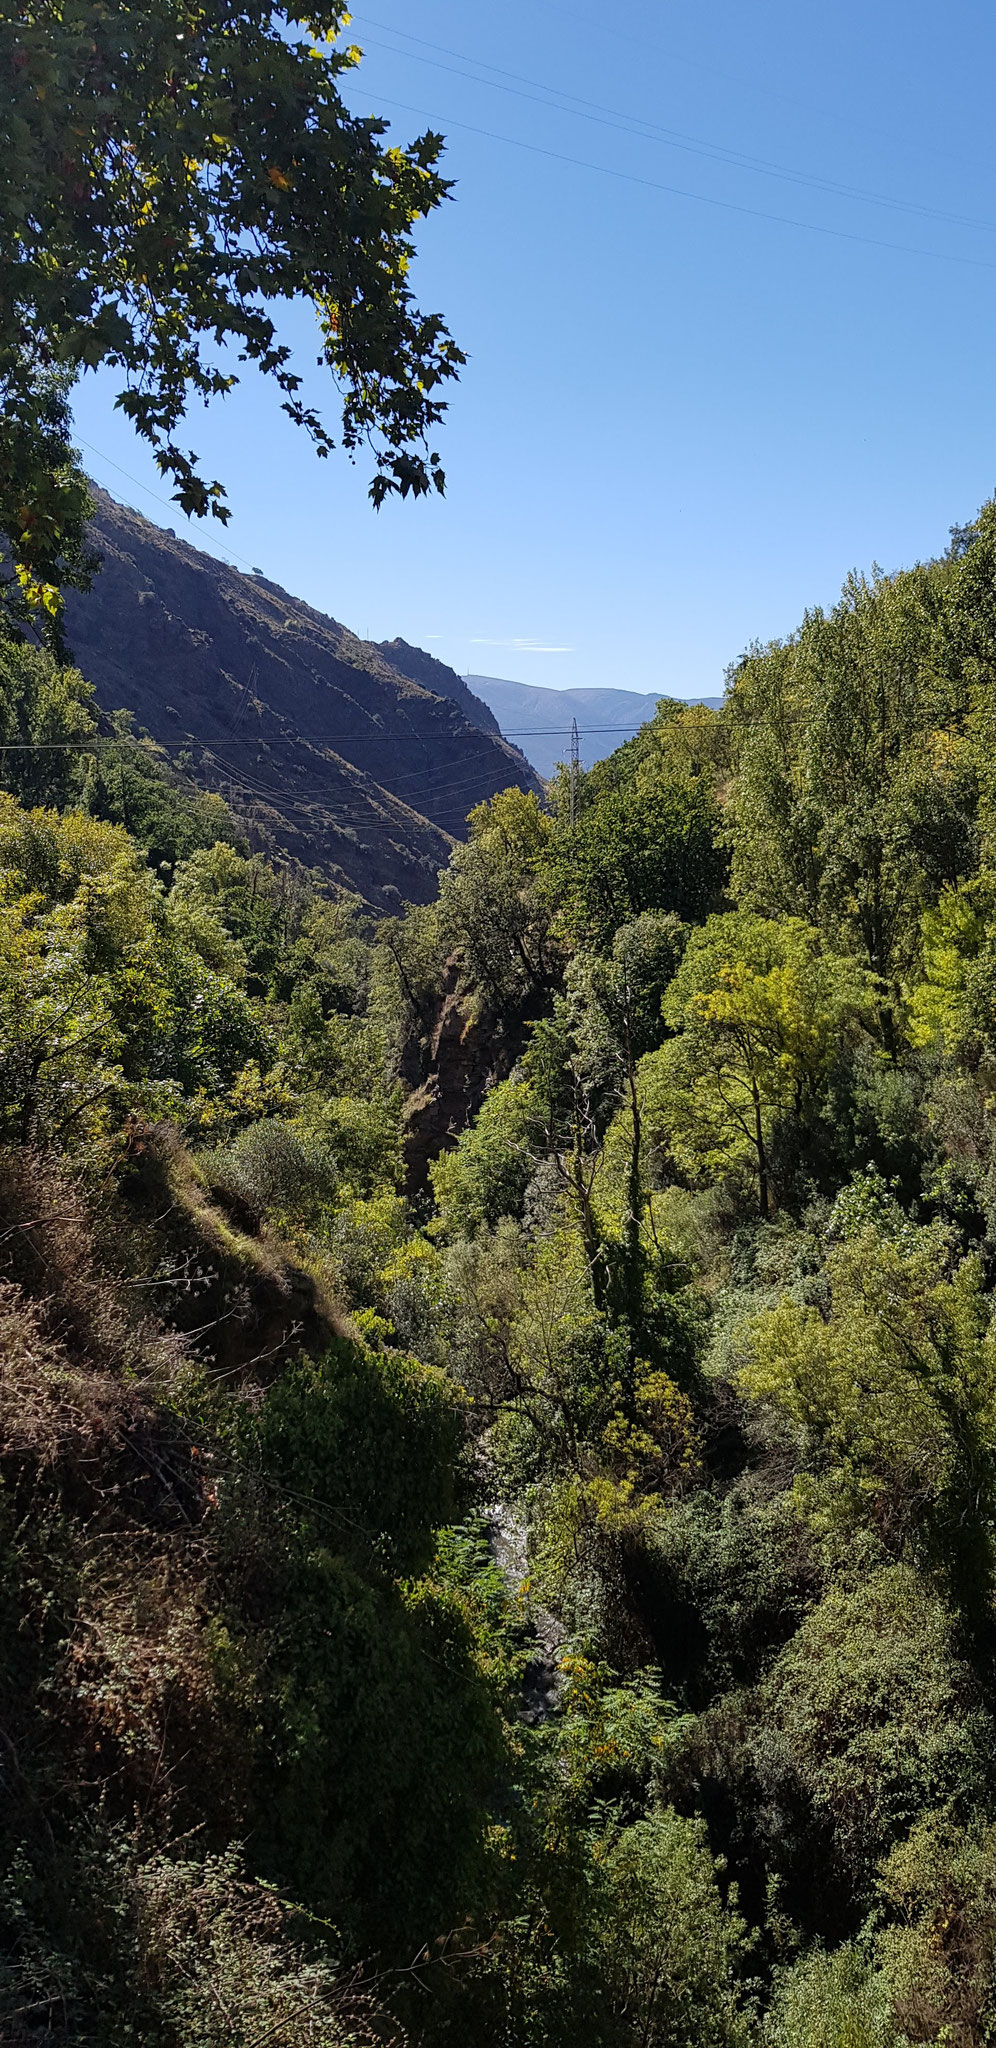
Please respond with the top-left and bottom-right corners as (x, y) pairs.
(71, 0), (996, 697)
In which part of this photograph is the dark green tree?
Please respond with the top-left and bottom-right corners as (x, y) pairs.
(0, 356), (95, 643)
(2, 0), (465, 610)
(548, 736), (725, 953)
(725, 562), (978, 991)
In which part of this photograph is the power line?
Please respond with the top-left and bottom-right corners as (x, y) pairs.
(48, 735), (530, 837)
(0, 741), (537, 819)
(360, 89), (996, 275)
(0, 724), (659, 749)
(74, 439), (265, 578)
(354, 14), (996, 239)
(532, 0), (977, 179)
(0, 724), (664, 750)
(72, 442), (612, 744)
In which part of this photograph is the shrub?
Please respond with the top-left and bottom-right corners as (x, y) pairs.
(430, 1074), (542, 1238)
(645, 1481), (818, 1705)
(764, 1945), (901, 2048)
(877, 1813), (996, 2044)
(201, 1118), (338, 1233)
(599, 1809), (753, 2048)
(752, 1567), (994, 1884)
(735, 1225), (996, 1618)
(132, 1849), (402, 2048)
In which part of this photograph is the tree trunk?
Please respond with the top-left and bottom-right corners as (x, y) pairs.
(752, 1076), (772, 1219)
(624, 1020), (643, 1319)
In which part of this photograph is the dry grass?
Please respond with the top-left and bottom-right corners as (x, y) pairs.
(0, 1277), (137, 1474)
(67, 1556), (227, 1821)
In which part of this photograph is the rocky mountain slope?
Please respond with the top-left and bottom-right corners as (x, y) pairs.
(63, 492), (538, 906)
(466, 673), (723, 777)
(376, 638), (503, 737)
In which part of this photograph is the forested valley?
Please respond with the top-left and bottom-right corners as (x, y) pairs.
(4, 508), (996, 2044)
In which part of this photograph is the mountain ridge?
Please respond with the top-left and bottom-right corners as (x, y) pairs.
(62, 492), (539, 907)
(465, 673), (723, 777)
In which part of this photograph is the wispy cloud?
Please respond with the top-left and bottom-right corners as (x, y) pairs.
(470, 636), (574, 654)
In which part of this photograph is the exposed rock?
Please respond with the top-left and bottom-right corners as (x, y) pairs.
(402, 955), (551, 1194)
(376, 637), (503, 738)
(63, 491), (541, 906)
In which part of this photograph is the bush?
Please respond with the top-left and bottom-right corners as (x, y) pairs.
(201, 1118), (338, 1232)
(132, 1848), (402, 2048)
(599, 1809), (753, 2048)
(764, 1945), (901, 2048)
(877, 1813), (996, 2044)
(645, 1481), (818, 1705)
(752, 1566), (994, 1885)
(735, 1225), (996, 1618)
(0, 1835), (402, 2048)
(246, 1335), (466, 1577)
(430, 1074), (542, 1237)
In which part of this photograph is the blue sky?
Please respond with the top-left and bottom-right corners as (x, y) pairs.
(71, 0), (996, 697)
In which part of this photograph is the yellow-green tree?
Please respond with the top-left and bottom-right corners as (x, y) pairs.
(649, 912), (874, 1215)
(908, 878), (996, 1070)
(737, 1220), (996, 1621)
(0, 793), (272, 1142)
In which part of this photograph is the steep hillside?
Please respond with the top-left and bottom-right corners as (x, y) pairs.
(376, 639), (502, 737)
(467, 673), (723, 777)
(62, 492), (538, 907)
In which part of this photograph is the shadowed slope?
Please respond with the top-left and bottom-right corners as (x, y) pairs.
(63, 493), (538, 905)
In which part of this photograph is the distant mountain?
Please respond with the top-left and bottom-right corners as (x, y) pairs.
(465, 675), (723, 779)
(63, 493), (539, 907)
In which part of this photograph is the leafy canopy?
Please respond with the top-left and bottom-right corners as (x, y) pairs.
(649, 912), (874, 1215)
(2, 0), (465, 570)
(737, 1219), (996, 1616)
(548, 735), (725, 952)
(726, 561), (978, 982)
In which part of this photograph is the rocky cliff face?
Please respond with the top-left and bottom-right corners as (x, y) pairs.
(376, 639), (502, 738)
(63, 492), (540, 906)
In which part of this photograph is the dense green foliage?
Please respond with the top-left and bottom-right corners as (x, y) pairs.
(1, 2), (464, 633)
(10, 514), (996, 2041)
